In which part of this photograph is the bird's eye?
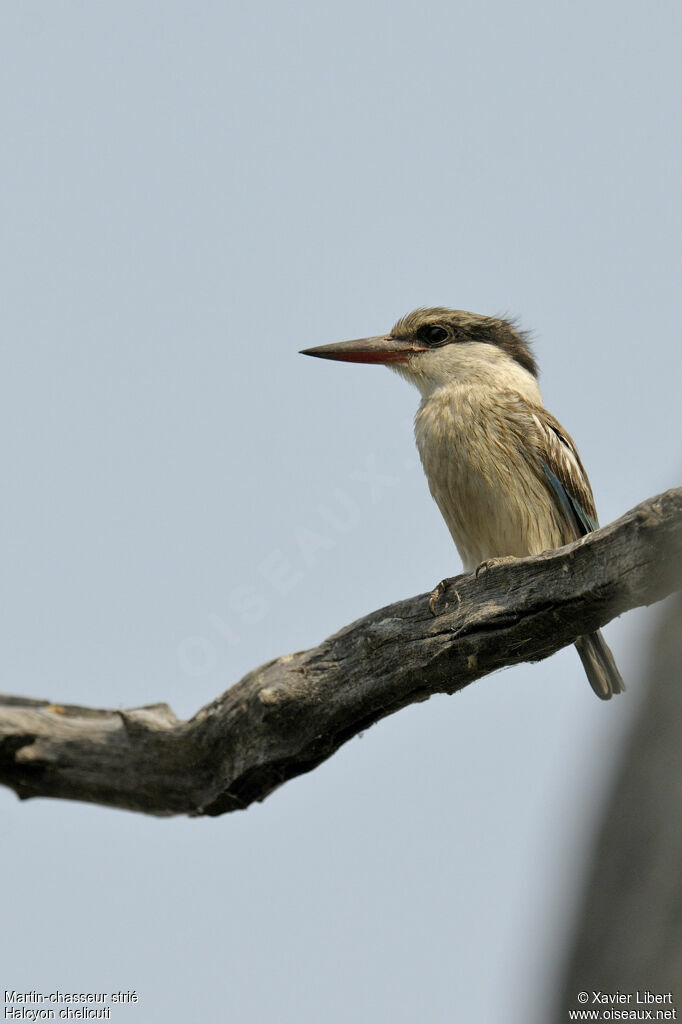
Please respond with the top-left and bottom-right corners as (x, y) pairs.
(418, 324), (449, 346)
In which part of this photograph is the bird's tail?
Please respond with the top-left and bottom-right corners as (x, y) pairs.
(575, 631), (625, 700)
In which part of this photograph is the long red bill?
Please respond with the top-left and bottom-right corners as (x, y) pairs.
(300, 335), (419, 365)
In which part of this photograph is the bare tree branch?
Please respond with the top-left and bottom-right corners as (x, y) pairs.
(1, 488), (680, 818)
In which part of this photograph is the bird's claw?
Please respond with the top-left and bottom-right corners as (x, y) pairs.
(429, 574), (466, 615)
(474, 555), (519, 577)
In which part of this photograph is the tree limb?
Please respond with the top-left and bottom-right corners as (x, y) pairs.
(1, 488), (680, 818)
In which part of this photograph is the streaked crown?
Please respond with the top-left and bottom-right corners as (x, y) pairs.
(391, 307), (537, 378)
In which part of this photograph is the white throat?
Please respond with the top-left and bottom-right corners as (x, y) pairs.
(390, 341), (543, 405)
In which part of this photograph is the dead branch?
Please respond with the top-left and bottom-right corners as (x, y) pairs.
(1, 488), (680, 818)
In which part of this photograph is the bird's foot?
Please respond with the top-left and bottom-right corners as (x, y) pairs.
(429, 574), (467, 616)
(474, 555), (519, 577)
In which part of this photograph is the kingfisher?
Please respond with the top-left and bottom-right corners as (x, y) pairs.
(301, 306), (624, 700)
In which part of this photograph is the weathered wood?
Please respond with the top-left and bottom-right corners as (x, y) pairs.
(1, 488), (680, 818)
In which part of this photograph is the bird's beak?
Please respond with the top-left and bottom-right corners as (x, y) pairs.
(300, 335), (421, 365)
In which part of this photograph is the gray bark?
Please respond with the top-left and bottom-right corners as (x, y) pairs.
(1, 488), (680, 819)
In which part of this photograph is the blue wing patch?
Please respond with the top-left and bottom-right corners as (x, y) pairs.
(539, 457), (599, 536)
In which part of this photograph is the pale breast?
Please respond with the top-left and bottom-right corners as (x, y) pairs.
(414, 386), (567, 570)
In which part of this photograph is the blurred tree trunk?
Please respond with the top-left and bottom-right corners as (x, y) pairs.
(556, 590), (682, 1017)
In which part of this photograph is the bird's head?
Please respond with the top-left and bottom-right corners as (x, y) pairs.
(301, 307), (537, 397)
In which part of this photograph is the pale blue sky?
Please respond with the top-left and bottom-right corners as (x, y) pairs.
(1, 3), (680, 1022)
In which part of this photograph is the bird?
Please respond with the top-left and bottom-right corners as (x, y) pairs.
(300, 306), (624, 700)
